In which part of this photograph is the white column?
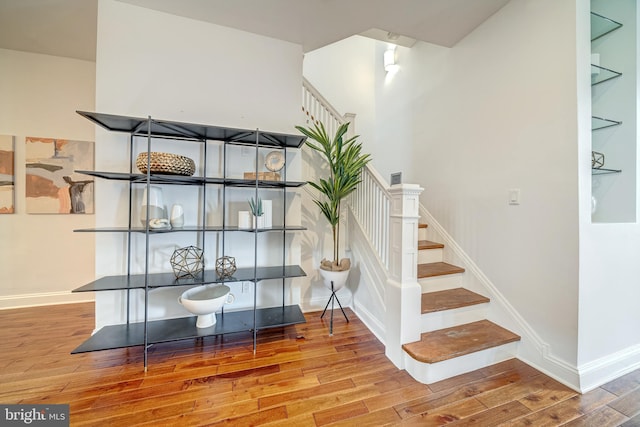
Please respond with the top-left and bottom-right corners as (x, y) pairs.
(385, 183), (424, 368)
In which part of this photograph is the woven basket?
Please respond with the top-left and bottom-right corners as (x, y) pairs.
(136, 152), (196, 176)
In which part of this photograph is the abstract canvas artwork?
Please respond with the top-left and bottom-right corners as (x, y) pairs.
(25, 137), (94, 214)
(0, 135), (15, 214)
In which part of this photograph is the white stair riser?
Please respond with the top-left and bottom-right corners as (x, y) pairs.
(403, 341), (519, 384)
(419, 274), (463, 293)
(421, 304), (489, 333)
(418, 248), (443, 264)
(418, 227), (428, 241)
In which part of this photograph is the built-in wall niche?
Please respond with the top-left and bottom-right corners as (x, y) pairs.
(590, 0), (637, 223)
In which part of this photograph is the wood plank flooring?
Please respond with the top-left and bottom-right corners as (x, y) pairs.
(1, 303), (639, 426)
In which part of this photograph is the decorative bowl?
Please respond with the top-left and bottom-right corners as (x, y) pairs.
(136, 152), (195, 176)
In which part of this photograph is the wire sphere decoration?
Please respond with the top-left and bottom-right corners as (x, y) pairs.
(170, 246), (204, 278)
(215, 256), (237, 278)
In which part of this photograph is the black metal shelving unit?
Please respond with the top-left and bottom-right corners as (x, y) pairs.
(71, 111), (307, 368)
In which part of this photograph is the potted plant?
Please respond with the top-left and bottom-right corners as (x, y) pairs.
(248, 196), (264, 229)
(296, 121), (371, 288)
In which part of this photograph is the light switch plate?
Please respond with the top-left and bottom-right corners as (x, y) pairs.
(509, 189), (520, 205)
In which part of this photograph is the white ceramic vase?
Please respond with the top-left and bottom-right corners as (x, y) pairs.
(170, 204), (184, 228)
(140, 186), (165, 226)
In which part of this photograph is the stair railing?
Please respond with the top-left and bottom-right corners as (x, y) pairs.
(302, 77), (391, 269)
(350, 165), (391, 269)
(302, 77), (345, 136)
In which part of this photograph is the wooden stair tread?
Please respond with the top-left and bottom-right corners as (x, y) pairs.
(402, 320), (520, 364)
(421, 288), (489, 314)
(418, 223), (428, 229)
(418, 262), (465, 278)
(418, 240), (444, 250)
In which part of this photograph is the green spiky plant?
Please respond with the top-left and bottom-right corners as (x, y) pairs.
(296, 121), (371, 271)
(248, 196), (263, 217)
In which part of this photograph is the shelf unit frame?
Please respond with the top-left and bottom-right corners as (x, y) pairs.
(72, 111), (308, 369)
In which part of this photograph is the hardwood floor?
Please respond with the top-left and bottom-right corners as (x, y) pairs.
(1, 303), (639, 426)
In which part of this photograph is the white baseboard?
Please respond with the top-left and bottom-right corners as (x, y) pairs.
(351, 300), (386, 346)
(577, 343), (640, 393)
(0, 291), (94, 310)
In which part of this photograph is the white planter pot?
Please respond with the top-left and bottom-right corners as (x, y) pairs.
(253, 215), (265, 229)
(319, 268), (350, 292)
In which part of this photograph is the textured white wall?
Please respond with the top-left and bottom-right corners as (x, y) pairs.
(0, 48), (96, 308)
(94, 0), (304, 327)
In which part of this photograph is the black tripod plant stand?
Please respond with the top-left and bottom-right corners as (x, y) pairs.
(320, 280), (349, 335)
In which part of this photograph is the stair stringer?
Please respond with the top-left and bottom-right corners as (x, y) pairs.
(418, 204), (580, 391)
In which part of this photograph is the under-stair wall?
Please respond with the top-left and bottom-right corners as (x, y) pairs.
(417, 205), (581, 389)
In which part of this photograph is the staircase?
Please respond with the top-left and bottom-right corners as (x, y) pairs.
(302, 77), (521, 385)
(401, 223), (520, 384)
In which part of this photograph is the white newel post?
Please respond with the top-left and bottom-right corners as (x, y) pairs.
(385, 184), (424, 368)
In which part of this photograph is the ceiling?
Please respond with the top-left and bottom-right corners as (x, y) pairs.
(0, 0), (510, 61)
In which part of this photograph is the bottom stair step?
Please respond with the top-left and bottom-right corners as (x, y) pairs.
(402, 320), (520, 364)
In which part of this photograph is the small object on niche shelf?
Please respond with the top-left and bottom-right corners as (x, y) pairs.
(243, 171), (280, 181)
(136, 152), (196, 176)
(265, 150), (285, 172)
(592, 151), (605, 169)
(170, 246), (204, 278)
(215, 256), (237, 278)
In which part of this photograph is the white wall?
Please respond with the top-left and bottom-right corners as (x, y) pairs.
(577, 0), (640, 391)
(303, 36), (414, 182)
(392, 0), (581, 368)
(0, 48), (96, 308)
(94, 0), (305, 328)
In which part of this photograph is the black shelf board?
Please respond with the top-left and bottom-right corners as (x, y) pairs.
(74, 225), (307, 233)
(75, 170), (224, 185)
(75, 170), (306, 188)
(72, 265), (307, 292)
(77, 111), (306, 148)
(71, 305), (305, 353)
(225, 178), (306, 188)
